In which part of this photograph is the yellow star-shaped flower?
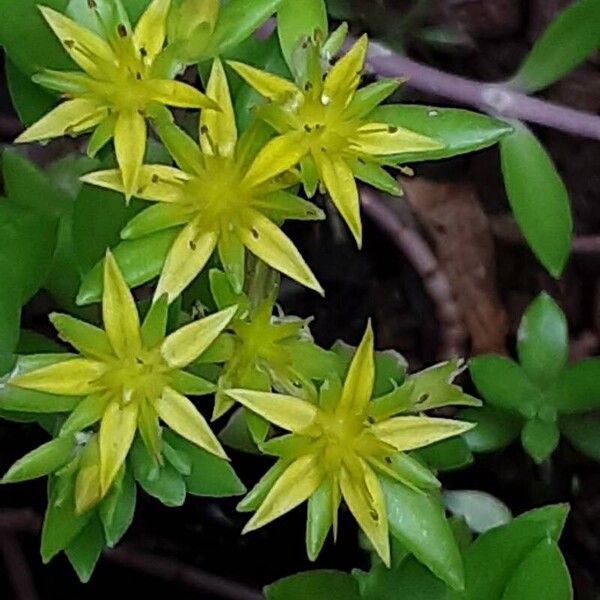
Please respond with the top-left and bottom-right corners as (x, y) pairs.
(228, 35), (444, 247)
(10, 250), (236, 511)
(82, 59), (324, 302)
(15, 0), (217, 198)
(226, 322), (473, 565)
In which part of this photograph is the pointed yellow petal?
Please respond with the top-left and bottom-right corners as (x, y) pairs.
(50, 313), (114, 359)
(237, 209), (323, 294)
(319, 152), (362, 247)
(99, 400), (138, 494)
(157, 387), (227, 459)
(243, 453), (323, 532)
(224, 389), (318, 432)
(148, 80), (219, 109)
(81, 165), (190, 202)
(15, 98), (108, 143)
(350, 122), (443, 156)
(201, 59), (237, 157)
(154, 219), (219, 302)
(370, 416), (475, 451)
(133, 0), (170, 61)
(11, 358), (106, 395)
(227, 60), (300, 102)
(161, 305), (237, 368)
(39, 6), (116, 76)
(243, 131), (308, 188)
(114, 110), (147, 200)
(339, 460), (390, 566)
(323, 34), (368, 108)
(102, 250), (141, 359)
(338, 321), (374, 416)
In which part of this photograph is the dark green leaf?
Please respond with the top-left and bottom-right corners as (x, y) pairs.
(469, 355), (538, 418)
(163, 430), (246, 497)
(65, 515), (105, 583)
(458, 406), (521, 453)
(277, 0), (327, 72)
(503, 538), (572, 600)
(415, 436), (473, 472)
(129, 437), (186, 507)
(510, 0), (600, 92)
(371, 105), (512, 164)
(521, 418), (559, 463)
(306, 480), (332, 561)
(99, 467), (136, 547)
(555, 358), (600, 414)
(517, 293), (568, 387)
(560, 414), (600, 461)
(381, 478), (464, 590)
(265, 570), (361, 600)
(500, 123), (572, 277)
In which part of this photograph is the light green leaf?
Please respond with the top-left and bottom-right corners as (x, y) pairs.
(521, 418), (560, 463)
(415, 437), (473, 472)
(306, 480), (332, 561)
(500, 123), (572, 277)
(277, 0), (327, 73)
(517, 293), (568, 387)
(371, 105), (512, 164)
(510, 0), (600, 92)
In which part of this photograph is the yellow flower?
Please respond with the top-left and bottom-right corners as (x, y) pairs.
(15, 0), (217, 198)
(10, 250), (236, 511)
(228, 35), (444, 247)
(225, 322), (473, 565)
(82, 59), (324, 302)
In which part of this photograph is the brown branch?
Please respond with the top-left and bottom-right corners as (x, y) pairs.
(0, 508), (262, 600)
(360, 186), (467, 359)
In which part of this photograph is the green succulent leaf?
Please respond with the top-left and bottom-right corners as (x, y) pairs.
(99, 467), (137, 547)
(306, 479), (333, 561)
(517, 293), (568, 387)
(458, 406), (521, 453)
(555, 358), (600, 414)
(500, 122), (572, 277)
(371, 105), (513, 164)
(415, 437), (473, 472)
(265, 570), (361, 600)
(560, 414), (600, 462)
(65, 515), (106, 583)
(510, 0), (600, 93)
(521, 418), (560, 463)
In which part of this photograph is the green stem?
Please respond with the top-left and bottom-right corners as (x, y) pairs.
(244, 255), (280, 314)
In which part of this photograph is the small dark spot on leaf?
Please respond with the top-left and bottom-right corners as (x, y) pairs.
(304, 82), (312, 91)
(151, 174), (159, 183)
(200, 125), (209, 135)
(357, 157), (366, 164)
(369, 509), (379, 522)
(367, 416), (375, 424)
(136, 72), (142, 80)
(117, 23), (128, 37)
(388, 125), (398, 133)
(87, 0), (97, 8)
(251, 228), (259, 240)
(418, 393), (430, 403)
(64, 39), (75, 48)
(140, 47), (147, 57)
(303, 124), (312, 132)
(384, 457), (392, 464)
(189, 240), (197, 250)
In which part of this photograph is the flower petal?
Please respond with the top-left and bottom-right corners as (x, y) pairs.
(237, 209), (323, 294)
(148, 80), (219, 109)
(243, 453), (323, 532)
(10, 359), (106, 396)
(121, 203), (191, 239)
(345, 79), (402, 119)
(87, 113), (117, 157)
(318, 152), (362, 247)
(99, 400), (138, 494)
(114, 110), (147, 200)
(133, 0), (170, 61)
(243, 131), (308, 189)
(252, 191), (325, 222)
(201, 59), (237, 157)
(154, 219), (219, 302)
(161, 305), (238, 368)
(102, 250), (141, 359)
(338, 321), (374, 416)
(60, 392), (111, 435)
(339, 459), (390, 566)
(227, 60), (300, 102)
(157, 386), (227, 458)
(224, 389), (318, 433)
(15, 98), (108, 143)
(81, 164), (190, 203)
(151, 115), (204, 174)
(50, 313), (114, 359)
(350, 122), (443, 156)
(39, 6), (116, 76)
(32, 69), (92, 95)
(370, 416), (475, 451)
(323, 34), (368, 108)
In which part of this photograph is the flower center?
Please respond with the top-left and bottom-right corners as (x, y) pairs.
(100, 347), (171, 405)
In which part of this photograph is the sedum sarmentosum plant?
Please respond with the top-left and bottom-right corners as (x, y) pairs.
(226, 323), (474, 565)
(1, 0), (570, 591)
(82, 58), (324, 301)
(3, 251), (236, 510)
(15, 0), (217, 198)
(229, 32), (443, 246)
